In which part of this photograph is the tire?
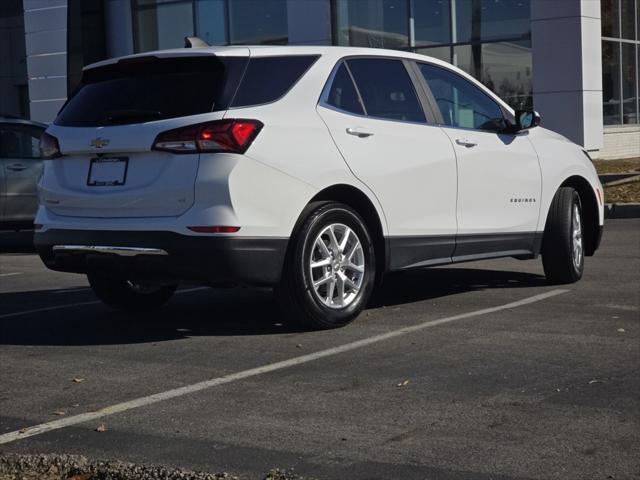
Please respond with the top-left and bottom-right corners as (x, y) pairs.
(541, 187), (585, 284)
(88, 274), (177, 312)
(276, 202), (376, 330)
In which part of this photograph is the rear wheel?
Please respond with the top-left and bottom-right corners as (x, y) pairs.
(88, 274), (177, 312)
(277, 202), (376, 329)
(541, 187), (584, 284)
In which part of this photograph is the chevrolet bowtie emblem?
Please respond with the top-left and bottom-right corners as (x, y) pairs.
(90, 137), (110, 148)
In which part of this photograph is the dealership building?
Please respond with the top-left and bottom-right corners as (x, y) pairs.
(1, 0), (639, 159)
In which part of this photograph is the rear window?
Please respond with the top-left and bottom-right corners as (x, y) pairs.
(55, 56), (248, 127)
(56, 54), (319, 127)
(231, 55), (319, 107)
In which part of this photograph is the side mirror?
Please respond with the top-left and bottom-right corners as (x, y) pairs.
(515, 109), (541, 130)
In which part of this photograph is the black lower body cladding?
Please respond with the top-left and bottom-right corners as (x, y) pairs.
(35, 229), (288, 286)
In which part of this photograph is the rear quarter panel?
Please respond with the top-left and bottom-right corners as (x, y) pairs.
(226, 53), (390, 238)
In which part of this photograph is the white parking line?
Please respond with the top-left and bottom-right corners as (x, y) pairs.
(0, 287), (209, 320)
(0, 288), (568, 445)
(0, 272), (22, 278)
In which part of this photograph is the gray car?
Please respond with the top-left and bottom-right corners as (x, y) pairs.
(0, 115), (46, 230)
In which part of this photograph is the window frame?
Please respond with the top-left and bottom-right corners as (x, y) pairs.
(318, 55), (439, 125)
(601, 0), (640, 126)
(412, 60), (514, 133)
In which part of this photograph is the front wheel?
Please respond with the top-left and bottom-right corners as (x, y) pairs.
(88, 274), (177, 312)
(541, 187), (584, 284)
(277, 202), (376, 330)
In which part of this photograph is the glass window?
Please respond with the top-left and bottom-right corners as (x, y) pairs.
(334, 0), (409, 49)
(56, 57), (248, 127)
(232, 56), (319, 107)
(602, 0), (621, 37)
(67, 0), (107, 94)
(414, 46), (451, 63)
(418, 63), (505, 130)
(0, 126), (43, 159)
(413, 0), (451, 46)
(134, 0), (194, 52)
(347, 58), (425, 122)
(621, 0), (636, 40)
(228, 0), (288, 44)
(453, 40), (532, 110)
(602, 41), (622, 125)
(195, 0), (227, 45)
(453, 0), (530, 43)
(622, 43), (638, 123)
(325, 64), (365, 115)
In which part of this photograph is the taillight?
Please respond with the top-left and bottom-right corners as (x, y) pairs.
(40, 132), (61, 159)
(152, 119), (263, 154)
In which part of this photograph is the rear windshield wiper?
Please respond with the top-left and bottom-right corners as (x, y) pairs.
(104, 109), (163, 124)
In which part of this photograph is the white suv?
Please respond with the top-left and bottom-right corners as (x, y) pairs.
(35, 45), (604, 329)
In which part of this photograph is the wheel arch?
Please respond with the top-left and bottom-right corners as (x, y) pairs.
(556, 175), (600, 256)
(289, 184), (388, 277)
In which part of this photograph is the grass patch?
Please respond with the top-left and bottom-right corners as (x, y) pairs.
(604, 180), (640, 204)
(593, 157), (640, 174)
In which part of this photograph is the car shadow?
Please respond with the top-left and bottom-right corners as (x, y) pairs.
(0, 230), (35, 254)
(0, 267), (547, 347)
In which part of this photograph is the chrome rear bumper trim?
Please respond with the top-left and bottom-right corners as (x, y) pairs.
(52, 245), (168, 257)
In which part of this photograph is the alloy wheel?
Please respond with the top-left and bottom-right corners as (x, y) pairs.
(572, 203), (583, 269)
(308, 223), (365, 309)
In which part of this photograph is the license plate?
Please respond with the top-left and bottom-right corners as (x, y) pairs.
(87, 157), (128, 186)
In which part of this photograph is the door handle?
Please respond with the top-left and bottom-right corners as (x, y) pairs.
(455, 138), (478, 148)
(346, 127), (374, 138)
(6, 164), (27, 171)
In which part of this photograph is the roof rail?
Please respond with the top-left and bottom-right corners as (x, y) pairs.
(184, 36), (210, 48)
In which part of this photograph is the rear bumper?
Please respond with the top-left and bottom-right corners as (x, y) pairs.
(35, 229), (288, 286)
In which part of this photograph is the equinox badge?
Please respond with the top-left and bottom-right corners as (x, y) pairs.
(90, 137), (110, 148)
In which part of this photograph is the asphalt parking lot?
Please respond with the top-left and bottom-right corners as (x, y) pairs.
(0, 219), (638, 480)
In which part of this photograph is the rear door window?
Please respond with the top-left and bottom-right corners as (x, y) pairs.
(0, 125), (43, 159)
(231, 55), (319, 107)
(55, 56), (248, 127)
(325, 63), (364, 115)
(346, 58), (426, 123)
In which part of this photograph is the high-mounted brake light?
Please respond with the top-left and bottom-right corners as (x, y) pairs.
(40, 132), (62, 159)
(152, 119), (263, 154)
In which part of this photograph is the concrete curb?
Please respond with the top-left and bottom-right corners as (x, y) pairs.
(605, 203), (640, 219)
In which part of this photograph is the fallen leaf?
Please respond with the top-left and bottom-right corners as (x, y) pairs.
(19, 427), (28, 434)
(95, 423), (107, 432)
(72, 377), (85, 383)
(53, 410), (66, 416)
(397, 380), (410, 387)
